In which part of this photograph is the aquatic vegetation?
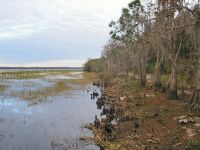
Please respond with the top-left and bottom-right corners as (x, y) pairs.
(28, 80), (70, 101)
(0, 70), (45, 79)
(0, 84), (7, 93)
(0, 69), (99, 150)
(67, 72), (97, 85)
(0, 69), (78, 80)
(0, 70), (97, 104)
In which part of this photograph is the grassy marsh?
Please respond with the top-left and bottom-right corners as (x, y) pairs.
(0, 70), (97, 104)
(0, 69), (100, 150)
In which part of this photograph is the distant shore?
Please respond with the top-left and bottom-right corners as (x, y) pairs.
(0, 67), (83, 70)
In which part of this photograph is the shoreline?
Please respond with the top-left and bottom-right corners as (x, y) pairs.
(89, 74), (200, 150)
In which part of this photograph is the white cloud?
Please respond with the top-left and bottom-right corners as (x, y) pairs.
(0, 0), (132, 39)
(0, 0), (152, 67)
(0, 21), (45, 39)
(0, 59), (87, 67)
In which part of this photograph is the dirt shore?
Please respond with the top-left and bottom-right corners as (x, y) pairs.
(90, 76), (200, 150)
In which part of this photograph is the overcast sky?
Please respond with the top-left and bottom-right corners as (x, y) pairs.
(0, 0), (149, 67)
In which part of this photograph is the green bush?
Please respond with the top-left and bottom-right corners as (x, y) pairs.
(146, 62), (155, 74)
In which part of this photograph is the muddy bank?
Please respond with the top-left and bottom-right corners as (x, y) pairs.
(90, 78), (200, 150)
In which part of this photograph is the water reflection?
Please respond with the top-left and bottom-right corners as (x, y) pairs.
(0, 70), (101, 150)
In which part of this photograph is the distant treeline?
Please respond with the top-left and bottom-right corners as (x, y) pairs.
(83, 59), (103, 72)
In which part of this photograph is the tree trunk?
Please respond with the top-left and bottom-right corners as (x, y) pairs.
(140, 70), (146, 87)
(167, 32), (182, 100)
(187, 87), (200, 111)
(139, 52), (146, 87)
(154, 51), (162, 90)
(187, 66), (200, 110)
(167, 62), (178, 100)
(187, 13), (200, 110)
(125, 69), (128, 83)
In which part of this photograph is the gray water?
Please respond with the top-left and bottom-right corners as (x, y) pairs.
(0, 71), (101, 150)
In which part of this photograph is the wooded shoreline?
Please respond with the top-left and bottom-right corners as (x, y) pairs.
(88, 74), (200, 150)
(83, 0), (200, 149)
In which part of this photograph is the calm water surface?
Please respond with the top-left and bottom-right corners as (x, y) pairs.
(0, 70), (101, 150)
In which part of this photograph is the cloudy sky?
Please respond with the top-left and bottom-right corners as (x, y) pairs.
(0, 0), (144, 67)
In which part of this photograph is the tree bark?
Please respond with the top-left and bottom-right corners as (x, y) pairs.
(187, 12), (200, 110)
(167, 62), (178, 99)
(187, 87), (200, 111)
(140, 69), (146, 87)
(167, 34), (182, 100)
(187, 68), (200, 110)
(154, 51), (162, 90)
(139, 51), (146, 87)
(125, 69), (128, 83)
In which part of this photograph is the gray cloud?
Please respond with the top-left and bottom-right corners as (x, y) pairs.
(0, 0), (134, 39)
(0, 0), (152, 67)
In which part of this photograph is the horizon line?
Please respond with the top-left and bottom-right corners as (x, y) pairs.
(0, 66), (83, 69)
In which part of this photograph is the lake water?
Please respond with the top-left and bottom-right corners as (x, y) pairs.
(0, 70), (101, 150)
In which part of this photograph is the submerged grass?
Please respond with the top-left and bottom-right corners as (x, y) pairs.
(0, 84), (7, 93)
(0, 70), (45, 79)
(0, 70), (79, 79)
(0, 70), (96, 104)
(11, 80), (71, 104)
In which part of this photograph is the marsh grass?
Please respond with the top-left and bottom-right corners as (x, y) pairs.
(67, 72), (97, 85)
(0, 71), (45, 79)
(10, 80), (71, 104)
(0, 84), (7, 93)
(0, 70), (77, 79)
(0, 70), (96, 104)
